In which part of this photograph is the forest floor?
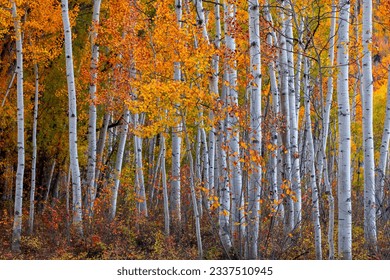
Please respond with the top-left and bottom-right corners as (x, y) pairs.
(0, 199), (389, 260)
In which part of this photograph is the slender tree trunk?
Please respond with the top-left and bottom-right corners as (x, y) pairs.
(336, 0), (352, 259)
(362, 0), (377, 250)
(285, 2), (301, 228)
(44, 160), (56, 203)
(28, 64), (39, 235)
(11, 0), (25, 252)
(303, 58), (322, 260)
(209, 0), (221, 199)
(109, 109), (130, 221)
(62, 0), (83, 236)
(86, 0), (102, 216)
(171, 0), (183, 229)
(248, 0), (262, 260)
(320, 1), (337, 259)
(218, 70), (232, 252)
(376, 66), (390, 215)
(265, 1), (282, 222)
(134, 114), (147, 217)
(279, 2), (294, 232)
(183, 124), (203, 259)
(160, 134), (170, 236)
(224, 0), (244, 248)
(201, 127), (210, 211)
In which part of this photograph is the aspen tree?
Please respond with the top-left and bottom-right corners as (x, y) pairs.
(279, 0), (294, 232)
(183, 122), (203, 259)
(337, 0), (352, 260)
(224, 0), (245, 247)
(376, 66), (390, 216)
(160, 134), (170, 236)
(303, 57), (322, 260)
(109, 109), (130, 220)
(134, 114), (147, 217)
(362, 0), (377, 249)
(28, 64), (39, 234)
(61, 0), (83, 236)
(285, 1), (301, 228)
(219, 70), (232, 251)
(11, 0), (25, 252)
(208, 0), (222, 201)
(321, 1), (337, 259)
(264, 0), (282, 221)
(86, 0), (102, 215)
(171, 0), (183, 228)
(248, 0), (261, 260)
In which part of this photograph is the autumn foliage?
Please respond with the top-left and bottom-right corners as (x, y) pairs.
(0, 0), (389, 260)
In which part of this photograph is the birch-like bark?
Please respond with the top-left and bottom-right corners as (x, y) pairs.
(201, 128), (210, 211)
(195, 128), (203, 215)
(218, 70), (232, 251)
(303, 58), (322, 260)
(193, 0), (209, 42)
(62, 0), (83, 236)
(285, 2), (301, 228)
(248, 0), (261, 260)
(134, 114), (147, 217)
(171, 0), (183, 228)
(28, 64), (39, 235)
(376, 66), (390, 214)
(224, 0), (244, 246)
(11, 0), (25, 252)
(361, 0), (377, 249)
(183, 124), (203, 259)
(109, 109), (130, 221)
(265, 1), (282, 221)
(160, 134), (170, 236)
(86, 0), (102, 215)
(320, 1), (337, 259)
(337, 0), (352, 259)
(279, 2), (294, 232)
(295, 20), (304, 124)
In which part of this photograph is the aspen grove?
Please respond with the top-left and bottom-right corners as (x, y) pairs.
(0, 0), (389, 260)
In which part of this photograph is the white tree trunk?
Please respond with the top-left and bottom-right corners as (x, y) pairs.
(321, 1), (337, 259)
(193, 0), (209, 42)
(183, 124), (203, 259)
(28, 64), (39, 235)
(376, 66), (390, 214)
(86, 0), (102, 216)
(201, 128), (210, 211)
(336, 0), (352, 260)
(303, 58), (322, 260)
(62, 0), (83, 236)
(11, 0), (25, 252)
(134, 114), (147, 217)
(109, 109), (130, 220)
(248, 0), (261, 260)
(265, 1), (282, 222)
(224, 0), (244, 247)
(279, 3), (294, 232)
(361, 0), (377, 249)
(171, 0), (183, 228)
(285, 3), (301, 228)
(160, 134), (170, 236)
(218, 70), (232, 252)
